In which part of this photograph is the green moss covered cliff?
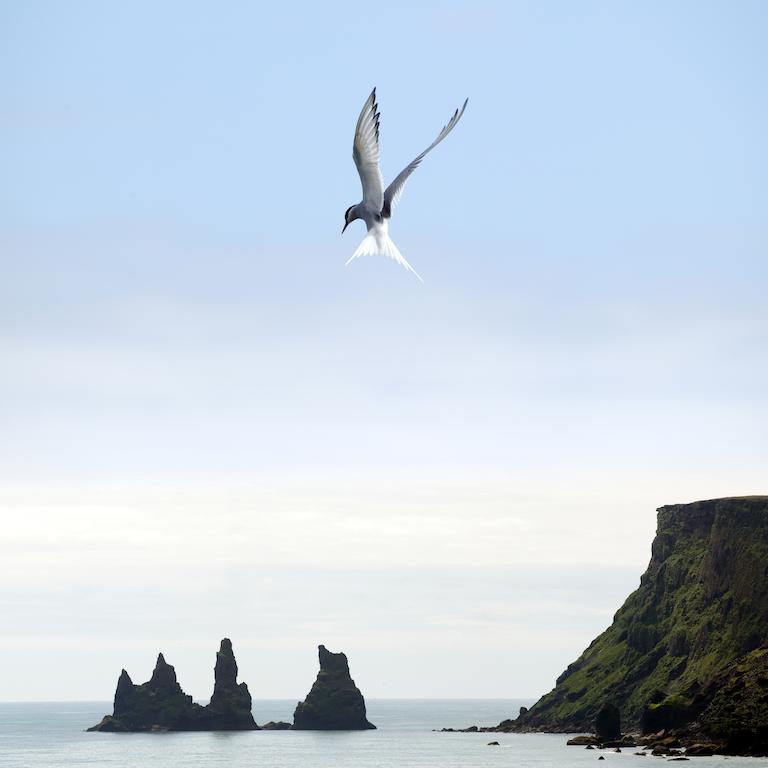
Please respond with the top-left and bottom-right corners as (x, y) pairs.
(514, 496), (768, 733)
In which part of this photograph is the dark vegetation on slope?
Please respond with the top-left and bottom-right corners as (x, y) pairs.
(506, 497), (768, 753)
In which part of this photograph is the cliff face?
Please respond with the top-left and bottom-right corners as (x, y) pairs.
(696, 645), (768, 754)
(293, 645), (376, 730)
(513, 497), (768, 733)
(89, 638), (258, 732)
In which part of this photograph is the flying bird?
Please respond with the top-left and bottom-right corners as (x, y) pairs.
(342, 89), (468, 282)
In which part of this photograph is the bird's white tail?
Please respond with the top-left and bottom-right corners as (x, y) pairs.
(346, 231), (423, 282)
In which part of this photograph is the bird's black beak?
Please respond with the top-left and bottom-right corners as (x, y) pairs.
(342, 221), (349, 234)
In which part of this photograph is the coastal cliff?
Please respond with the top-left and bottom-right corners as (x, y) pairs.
(694, 644), (768, 753)
(89, 638), (258, 732)
(293, 645), (376, 730)
(507, 497), (768, 748)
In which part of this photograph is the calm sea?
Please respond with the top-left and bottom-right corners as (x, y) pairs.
(1, 699), (766, 767)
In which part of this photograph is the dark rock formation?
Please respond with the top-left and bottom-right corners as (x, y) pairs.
(293, 645), (375, 730)
(694, 644), (768, 755)
(204, 638), (257, 730)
(685, 743), (716, 756)
(503, 497), (768, 735)
(261, 720), (293, 730)
(89, 638), (258, 732)
(567, 735), (598, 745)
(113, 669), (135, 717)
(88, 653), (201, 732)
(595, 702), (621, 742)
(640, 695), (696, 733)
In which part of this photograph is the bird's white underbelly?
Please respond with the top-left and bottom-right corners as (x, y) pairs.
(366, 217), (389, 250)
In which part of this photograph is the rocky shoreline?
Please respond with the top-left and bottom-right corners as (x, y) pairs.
(439, 712), (764, 757)
(438, 497), (768, 757)
(438, 725), (752, 757)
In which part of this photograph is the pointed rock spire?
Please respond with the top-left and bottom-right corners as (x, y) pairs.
(293, 644), (375, 730)
(113, 669), (136, 716)
(89, 651), (194, 732)
(149, 652), (179, 690)
(213, 638), (238, 691)
(89, 639), (258, 732)
(207, 637), (258, 729)
(319, 644), (350, 675)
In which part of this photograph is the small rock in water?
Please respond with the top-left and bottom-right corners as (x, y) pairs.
(598, 756), (605, 760)
(487, 741), (499, 746)
(567, 735), (598, 746)
(684, 744), (715, 756)
(261, 721), (292, 730)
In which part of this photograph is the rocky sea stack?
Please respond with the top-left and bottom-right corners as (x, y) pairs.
(502, 497), (768, 754)
(293, 645), (375, 730)
(88, 638), (258, 732)
(205, 638), (258, 730)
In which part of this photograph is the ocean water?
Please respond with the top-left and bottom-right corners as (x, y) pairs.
(1, 700), (766, 767)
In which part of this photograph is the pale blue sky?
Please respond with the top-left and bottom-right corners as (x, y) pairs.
(1, 1), (766, 700)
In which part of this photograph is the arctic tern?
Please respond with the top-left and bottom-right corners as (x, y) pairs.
(342, 89), (468, 282)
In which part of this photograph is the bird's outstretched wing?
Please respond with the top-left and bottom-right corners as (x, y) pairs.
(353, 88), (384, 213)
(382, 98), (468, 219)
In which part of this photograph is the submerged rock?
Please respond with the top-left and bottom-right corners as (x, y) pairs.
(293, 645), (375, 730)
(88, 639), (258, 732)
(684, 743), (716, 756)
(567, 735), (598, 745)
